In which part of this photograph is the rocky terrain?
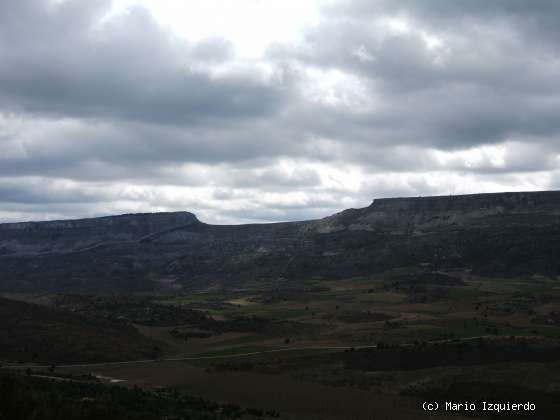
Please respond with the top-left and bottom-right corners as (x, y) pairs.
(1, 191), (560, 294)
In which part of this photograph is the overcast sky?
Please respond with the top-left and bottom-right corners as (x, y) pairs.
(1, 0), (559, 224)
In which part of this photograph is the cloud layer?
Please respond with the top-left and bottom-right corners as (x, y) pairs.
(1, 0), (559, 223)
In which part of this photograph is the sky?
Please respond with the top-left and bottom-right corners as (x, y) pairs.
(1, 0), (560, 224)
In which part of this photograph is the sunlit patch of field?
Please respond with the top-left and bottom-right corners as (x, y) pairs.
(227, 297), (258, 306)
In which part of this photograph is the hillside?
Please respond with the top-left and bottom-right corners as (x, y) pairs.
(0, 371), (279, 420)
(1, 191), (560, 294)
(0, 297), (161, 363)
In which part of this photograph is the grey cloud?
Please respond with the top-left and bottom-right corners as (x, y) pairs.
(0, 115), (309, 182)
(0, 0), (289, 125)
(1, 0), (559, 224)
(324, 0), (560, 48)
(0, 179), (104, 204)
(217, 206), (343, 224)
(221, 166), (322, 189)
(358, 177), (442, 202)
(191, 37), (236, 62)
(268, 1), (560, 151)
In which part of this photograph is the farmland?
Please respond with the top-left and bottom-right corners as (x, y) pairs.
(3, 267), (560, 419)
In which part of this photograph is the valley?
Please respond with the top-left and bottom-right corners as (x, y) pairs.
(2, 191), (560, 419)
(3, 266), (560, 419)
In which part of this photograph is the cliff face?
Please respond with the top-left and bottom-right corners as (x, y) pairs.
(1, 191), (559, 294)
(315, 191), (560, 234)
(0, 211), (199, 256)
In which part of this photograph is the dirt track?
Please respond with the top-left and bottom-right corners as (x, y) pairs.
(2, 334), (523, 370)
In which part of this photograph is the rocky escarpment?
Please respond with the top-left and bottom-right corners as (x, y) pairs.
(0, 211), (199, 256)
(1, 191), (559, 294)
(315, 191), (560, 234)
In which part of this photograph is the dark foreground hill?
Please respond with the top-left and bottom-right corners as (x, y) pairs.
(0, 371), (279, 420)
(0, 297), (160, 363)
(1, 191), (560, 294)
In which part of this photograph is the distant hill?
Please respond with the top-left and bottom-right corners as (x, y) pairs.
(1, 191), (560, 294)
(0, 211), (199, 256)
(0, 297), (160, 363)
